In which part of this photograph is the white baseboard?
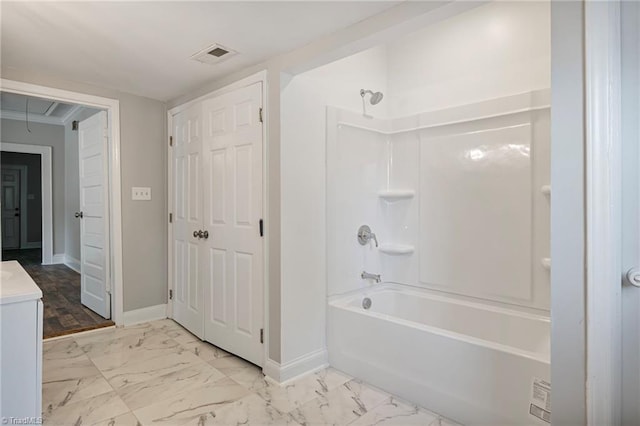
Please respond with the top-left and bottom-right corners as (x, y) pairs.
(64, 255), (81, 273)
(263, 359), (283, 382)
(46, 253), (65, 265)
(123, 304), (167, 326)
(263, 348), (328, 384)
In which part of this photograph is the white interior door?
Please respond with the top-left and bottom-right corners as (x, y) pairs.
(79, 111), (111, 319)
(202, 82), (264, 365)
(1, 168), (21, 249)
(172, 104), (205, 338)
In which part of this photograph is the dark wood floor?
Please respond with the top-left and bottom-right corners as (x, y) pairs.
(2, 248), (114, 338)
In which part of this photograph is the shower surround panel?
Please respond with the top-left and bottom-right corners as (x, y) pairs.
(327, 90), (551, 311)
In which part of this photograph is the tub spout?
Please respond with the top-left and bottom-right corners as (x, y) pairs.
(361, 271), (381, 283)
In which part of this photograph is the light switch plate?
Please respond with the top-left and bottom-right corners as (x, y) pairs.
(132, 187), (151, 201)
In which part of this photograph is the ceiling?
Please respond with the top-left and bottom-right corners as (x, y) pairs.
(0, 92), (80, 125)
(1, 1), (399, 102)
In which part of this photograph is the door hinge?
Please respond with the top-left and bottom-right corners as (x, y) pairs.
(169, 136), (173, 147)
(259, 107), (263, 123)
(169, 213), (173, 223)
(259, 219), (264, 237)
(260, 328), (264, 344)
(169, 289), (173, 300)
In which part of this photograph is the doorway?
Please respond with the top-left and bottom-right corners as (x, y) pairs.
(1, 153), (41, 266)
(0, 95), (113, 337)
(0, 85), (122, 336)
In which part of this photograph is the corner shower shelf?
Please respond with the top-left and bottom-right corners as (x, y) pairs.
(377, 190), (415, 201)
(379, 244), (415, 255)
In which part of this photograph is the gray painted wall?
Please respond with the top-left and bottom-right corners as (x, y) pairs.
(1, 69), (168, 313)
(1, 118), (66, 254)
(0, 151), (41, 244)
(63, 108), (101, 264)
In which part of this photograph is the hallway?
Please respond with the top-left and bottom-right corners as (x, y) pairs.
(1, 249), (114, 338)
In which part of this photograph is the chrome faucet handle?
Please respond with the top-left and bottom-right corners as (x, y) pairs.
(357, 225), (378, 247)
(370, 232), (378, 247)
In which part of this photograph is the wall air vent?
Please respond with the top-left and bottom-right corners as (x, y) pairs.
(191, 43), (237, 65)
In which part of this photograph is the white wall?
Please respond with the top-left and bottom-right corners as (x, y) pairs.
(63, 107), (101, 268)
(1, 118), (65, 254)
(387, 0), (550, 116)
(280, 46), (388, 364)
(281, 0), (551, 364)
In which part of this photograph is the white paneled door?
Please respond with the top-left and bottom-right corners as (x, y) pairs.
(171, 82), (264, 366)
(1, 168), (21, 249)
(172, 104), (205, 338)
(79, 111), (111, 319)
(202, 83), (264, 366)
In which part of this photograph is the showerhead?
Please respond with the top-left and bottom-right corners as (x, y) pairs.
(370, 92), (384, 105)
(360, 89), (384, 105)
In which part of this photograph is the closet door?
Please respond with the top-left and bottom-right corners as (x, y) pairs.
(172, 104), (205, 338)
(202, 82), (264, 366)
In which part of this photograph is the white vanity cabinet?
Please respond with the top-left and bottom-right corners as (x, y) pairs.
(0, 261), (43, 421)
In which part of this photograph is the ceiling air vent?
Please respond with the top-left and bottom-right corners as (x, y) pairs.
(191, 43), (237, 65)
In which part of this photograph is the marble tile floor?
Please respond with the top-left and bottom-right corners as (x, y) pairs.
(42, 319), (461, 426)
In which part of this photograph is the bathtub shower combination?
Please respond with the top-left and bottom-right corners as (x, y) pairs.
(326, 91), (551, 425)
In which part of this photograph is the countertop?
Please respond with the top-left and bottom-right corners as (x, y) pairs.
(0, 261), (42, 305)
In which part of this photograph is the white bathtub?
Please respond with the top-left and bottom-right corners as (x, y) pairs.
(328, 285), (551, 425)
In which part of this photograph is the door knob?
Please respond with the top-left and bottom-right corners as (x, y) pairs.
(203, 230), (209, 239)
(627, 268), (640, 288)
(74, 212), (83, 218)
(197, 230), (204, 238)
